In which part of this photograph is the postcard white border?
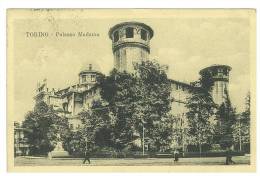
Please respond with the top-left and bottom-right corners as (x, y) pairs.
(0, 0), (259, 176)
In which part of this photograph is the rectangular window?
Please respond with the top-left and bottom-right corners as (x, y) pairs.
(91, 75), (95, 82)
(113, 31), (119, 42)
(115, 51), (120, 69)
(212, 68), (217, 76)
(82, 75), (86, 82)
(141, 29), (147, 41)
(218, 69), (223, 76)
(218, 68), (223, 73)
(126, 27), (134, 38)
(223, 69), (228, 75)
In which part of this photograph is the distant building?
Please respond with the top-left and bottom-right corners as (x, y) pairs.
(34, 22), (232, 151)
(34, 64), (103, 131)
(14, 121), (30, 156)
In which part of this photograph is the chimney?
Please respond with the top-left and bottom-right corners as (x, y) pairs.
(89, 64), (92, 71)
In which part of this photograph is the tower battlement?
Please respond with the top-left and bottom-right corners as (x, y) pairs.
(109, 22), (154, 72)
(200, 64), (232, 105)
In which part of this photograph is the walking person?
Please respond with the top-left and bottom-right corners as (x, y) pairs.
(83, 148), (91, 164)
(173, 149), (179, 163)
(225, 148), (235, 165)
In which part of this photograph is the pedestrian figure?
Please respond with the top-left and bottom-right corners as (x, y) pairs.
(48, 152), (52, 160)
(83, 149), (91, 164)
(225, 148), (235, 165)
(173, 149), (179, 163)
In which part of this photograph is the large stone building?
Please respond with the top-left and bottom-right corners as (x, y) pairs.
(14, 121), (30, 156)
(34, 64), (103, 131)
(34, 22), (231, 150)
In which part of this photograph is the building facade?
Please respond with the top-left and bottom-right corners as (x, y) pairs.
(34, 22), (231, 150)
(14, 121), (30, 156)
(34, 64), (103, 131)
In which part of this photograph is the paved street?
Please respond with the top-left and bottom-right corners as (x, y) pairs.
(15, 156), (250, 166)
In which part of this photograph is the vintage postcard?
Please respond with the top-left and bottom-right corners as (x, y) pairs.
(7, 9), (256, 172)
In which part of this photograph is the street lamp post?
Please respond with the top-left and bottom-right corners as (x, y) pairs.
(142, 124), (145, 156)
(238, 117), (242, 151)
(84, 136), (88, 150)
(181, 115), (185, 157)
(141, 119), (146, 156)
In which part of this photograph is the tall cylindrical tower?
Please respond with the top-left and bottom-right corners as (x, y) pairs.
(108, 22), (154, 72)
(199, 65), (232, 105)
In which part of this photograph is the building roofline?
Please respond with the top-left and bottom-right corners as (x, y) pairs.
(169, 79), (193, 88)
(55, 87), (70, 94)
(78, 70), (103, 76)
(56, 83), (99, 98)
(199, 64), (232, 75)
(108, 21), (154, 39)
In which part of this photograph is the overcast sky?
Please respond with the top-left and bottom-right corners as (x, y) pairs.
(10, 10), (252, 122)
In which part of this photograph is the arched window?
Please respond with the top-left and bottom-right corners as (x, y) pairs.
(113, 31), (119, 42)
(125, 27), (134, 38)
(223, 68), (228, 76)
(141, 29), (147, 41)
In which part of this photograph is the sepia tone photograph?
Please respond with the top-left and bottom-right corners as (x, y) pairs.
(7, 9), (256, 172)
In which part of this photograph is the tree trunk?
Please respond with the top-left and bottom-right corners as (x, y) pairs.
(225, 147), (231, 165)
(199, 142), (202, 157)
(198, 132), (202, 157)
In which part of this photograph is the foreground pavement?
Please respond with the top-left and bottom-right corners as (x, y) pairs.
(15, 156), (250, 166)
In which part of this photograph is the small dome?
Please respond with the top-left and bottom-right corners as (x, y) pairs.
(79, 64), (102, 75)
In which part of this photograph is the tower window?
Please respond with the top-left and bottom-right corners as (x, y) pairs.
(218, 68), (223, 73)
(113, 31), (119, 42)
(91, 75), (96, 82)
(223, 69), (228, 75)
(212, 68), (217, 76)
(218, 68), (223, 76)
(125, 27), (134, 38)
(82, 75), (86, 82)
(141, 29), (147, 41)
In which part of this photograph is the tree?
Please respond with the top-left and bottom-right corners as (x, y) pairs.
(215, 89), (236, 150)
(233, 92), (250, 152)
(63, 130), (86, 156)
(199, 69), (214, 92)
(99, 60), (174, 152)
(215, 90), (237, 165)
(100, 69), (137, 150)
(186, 71), (216, 155)
(78, 100), (113, 150)
(22, 101), (70, 155)
(241, 93), (250, 149)
(65, 99), (115, 156)
(186, 88), (216, 154)
(132, 60), (173, 152)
